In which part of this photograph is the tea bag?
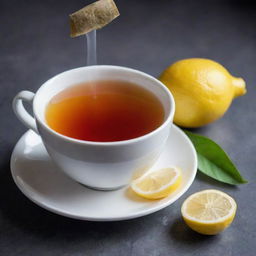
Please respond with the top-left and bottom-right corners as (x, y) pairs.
(69, 0), (120, 37)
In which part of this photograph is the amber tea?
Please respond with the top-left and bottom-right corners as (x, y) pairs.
(45, 80), (164, 142)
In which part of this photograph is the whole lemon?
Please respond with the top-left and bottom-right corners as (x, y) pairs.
(159, 58), (246, 127)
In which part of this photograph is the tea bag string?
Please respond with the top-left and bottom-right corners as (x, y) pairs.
(86, 30), (97, 66)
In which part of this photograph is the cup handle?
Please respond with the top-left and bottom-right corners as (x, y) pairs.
(13, 91), (39, 134)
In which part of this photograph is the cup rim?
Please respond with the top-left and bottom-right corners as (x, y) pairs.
(33, 65), (175, 146)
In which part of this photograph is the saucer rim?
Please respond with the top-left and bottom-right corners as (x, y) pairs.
(10, 125), (197, 221)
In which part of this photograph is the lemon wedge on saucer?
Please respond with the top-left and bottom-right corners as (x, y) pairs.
(181, 189), (237, 235)
(130, 167), (182, 199)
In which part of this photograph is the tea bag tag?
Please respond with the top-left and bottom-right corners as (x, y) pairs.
(69, 0), (120, 38)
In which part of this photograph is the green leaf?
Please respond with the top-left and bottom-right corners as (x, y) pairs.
(184, 130), (248, 185)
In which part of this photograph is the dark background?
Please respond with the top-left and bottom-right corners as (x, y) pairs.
(1, 0), (255, 255)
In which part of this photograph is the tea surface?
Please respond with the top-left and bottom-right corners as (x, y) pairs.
(45, 80), (164, 142)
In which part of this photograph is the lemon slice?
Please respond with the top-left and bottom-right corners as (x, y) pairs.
(130, 167), (182, 199)
(181, 189), (237, 235)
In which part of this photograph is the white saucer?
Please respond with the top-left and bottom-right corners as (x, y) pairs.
(10, 125), (197, 221)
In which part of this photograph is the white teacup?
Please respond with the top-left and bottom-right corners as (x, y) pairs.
(13, 66), (175, 190)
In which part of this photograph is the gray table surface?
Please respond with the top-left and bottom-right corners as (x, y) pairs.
(1, 0), (255, 255)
